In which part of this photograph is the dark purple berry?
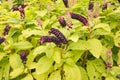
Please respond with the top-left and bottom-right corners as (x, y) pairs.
(20, 51), (27, 64)
(58, 16), (66, 27)
(3, 25), (11, 36)
(11, 6), (19, 11)
(88, 2), (94, 11)
(118, 0), (120, 3)
(63, 0), (69, 8)
(49, 28), (68, 44)
(0, 37), (5, 44)
(39, 36), (61, 45)
(102, 2), (108, 11)
(69, 12), (89, 26)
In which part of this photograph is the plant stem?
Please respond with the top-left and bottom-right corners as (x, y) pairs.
(82, 50), (89, 67)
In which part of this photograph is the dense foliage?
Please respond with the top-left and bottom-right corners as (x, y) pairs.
(0, 0), (120, 80)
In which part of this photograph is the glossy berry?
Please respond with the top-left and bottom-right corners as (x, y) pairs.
(69, 12), (89, 26)
(39, 36), (61, 45)
(49, 28), (68, 44)
(0, 37), (5, 44)
(63, 0), (69, 8)
(58, 16), (66, 27)
(88, 2), (94, 11)
(20, 51), (27, 64)
(3, 25), (11, 36)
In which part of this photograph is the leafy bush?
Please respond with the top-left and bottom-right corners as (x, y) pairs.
(0, 0), (120, 80)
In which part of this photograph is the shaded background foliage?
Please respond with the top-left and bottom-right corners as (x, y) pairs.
(0, 0), (120, 80)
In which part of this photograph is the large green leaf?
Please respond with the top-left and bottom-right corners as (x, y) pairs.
(10, 68), (24, 79)
(117, 50), (120, 65)
(36, 56), (54, 74)
(21, 74), (33, 80)
(87, 39), (103, 58)
(92, 59), (106, 74)
(87, 61), (101, 80)
(48, 70), (61, 80)
(9, 53), (24, 69)
(52, 48), (61, 63)
(64, 63), (81, 80)
(33, 46), (47, 57)
(9, 53), (24, 79)
(22, 29), (42, 38)
(11, 41), (33, 50)
(79, 66), (88, 80)
(92, 23), (111, 36)
(68, 40), (88, 50)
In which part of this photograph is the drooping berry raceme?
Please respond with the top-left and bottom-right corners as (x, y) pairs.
(0, 37), (5, 44)
(69, 12), (89, 26)
(3, 25), (11, 36)
(20, 51), (27, 64)
(63, 0), (69, 8)
(49, 28), (68, 44)
(58, 16), (66, 27)
(39, 36), (61, 45)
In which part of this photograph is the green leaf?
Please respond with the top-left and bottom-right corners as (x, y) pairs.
(92, 59), (106, 73)
(33, 46), (47, 57)
(92, 23), (110, 36)
(9, 53), (24, 69)
(36, 56), (54, 74)
(32, 72), (48, 80)
(48, 70), (61, 80)
(69, 33), (79, 42)
(0, 52), (6, 61)
(106, 76), (114, 80)
(11, 41), (33, 50)
(87, 61), (101, 80)
(22, 29), (42, 38)
(21, 74), (33, 80)
(117, 50), (120, 65)
(0, 57), (10, 80)
(52, 48), (61, 63)
(68, 40), (88, 50)
(87, 39), (103, 58)
(10, 68), (24, 79)
(64, 64), (81, 80)
(65, 50), (84, 63)
(79, 66), (88, 80)
(114, 31), (120, 48)
(36, 9), (47, 17)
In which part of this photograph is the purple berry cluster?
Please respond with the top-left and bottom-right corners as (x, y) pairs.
(63, 0), (69, 8)
(3, 25), (11, 36)
(39, 28), (68, 46)
(58, 16), (66, 27)
(39, 36), (61, 45)
(11, 4), (28, 19)
(20, 51), (27, 64)
(49, 28), (68, 44)
(0, 37), (5, 44)
(69, 12), (89, 26)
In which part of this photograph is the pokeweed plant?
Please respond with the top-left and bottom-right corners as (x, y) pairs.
(0, 0), (120, 80)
